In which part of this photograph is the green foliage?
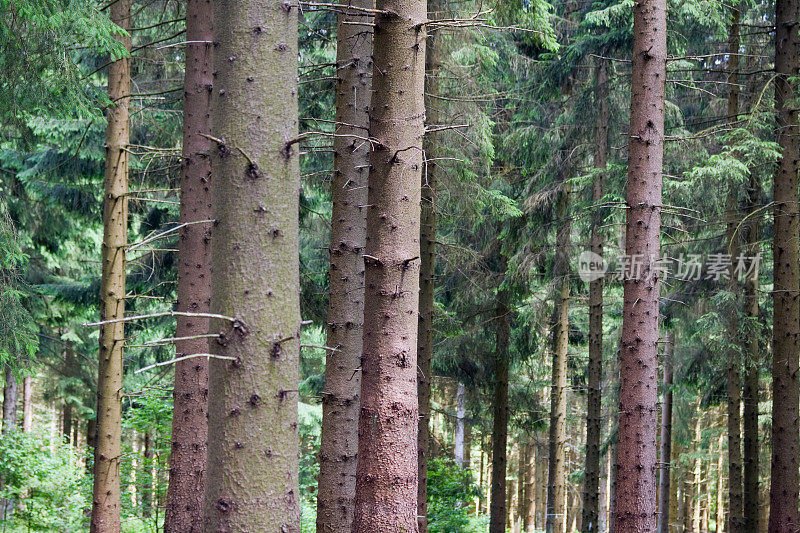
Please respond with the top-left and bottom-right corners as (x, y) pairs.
(426, 458), (485, 533)
(0, 429), (86, 531)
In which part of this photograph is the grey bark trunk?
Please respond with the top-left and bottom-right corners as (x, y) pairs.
(455, 382), (466, 465)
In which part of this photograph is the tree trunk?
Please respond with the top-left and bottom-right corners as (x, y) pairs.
(163, 1), (213, 531)
(668, 441), (679, 533)
(455, 382), (467, 465)
(202, 1), (301, 530)
(464, 407), (472, 469)
(523, 439), (535, 532)
(417, 1), (441, 528)
(582, 56), (609, 533)
(21, 376), (32, 432)
(614, 0), (666, 530)
(536, 439), (548, 530)
(315, 2), (372, 532)
(2, 369), (17, 432)
(352, 0), (426, 530)
(62, 403), (72, 444)
(743, 174), (760, 533)
(657, 332), (674, 533)
(90, 1), (130, 530)
(489, 283), (511, 533)
(142, 431), (153, 518)
(546, 179), (571, 533)
(769, 0), (800, 530)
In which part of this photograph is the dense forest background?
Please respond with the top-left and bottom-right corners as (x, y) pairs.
(0, 0), (796, 531)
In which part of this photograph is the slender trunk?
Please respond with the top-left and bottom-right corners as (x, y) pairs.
(546, 180), (571, 533)
(455, 383), (467, 465)
(724, 7), (745, 533)
(63, 403), (72, 444)
(90, 2), (130, 530)
(464, 409), (472, 469)
(489, 283), (511, 533)
(769, 0), (800, 530)
(692, 411), (703, 532)
(743, 175), (760, 533)
(523, 439), (534, 532)
(21, 376), (32, 432)
(508, 476), (516, 532)
(202, 1), (301, 530)
(668, 441), (680, 533)
(163, 2), (213, 531)
(352, 0), (426, 529)
(479, 436), (485, 515)
(657, 332), (674, 533)
(315, 3), (372, 532)
(583, 56), (608, 533)
(536, 439), (548, 530)
(683, 470), (693, 533)
(614, 0), (666, 530)
(718, 429), (726, 532)
(417, 2), (441, 528)
(142, 431), (153, 518)
(2, 369), (17, 432)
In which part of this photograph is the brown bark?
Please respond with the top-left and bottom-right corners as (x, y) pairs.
(21, 376), (32, 432)
(546, 180), (571, 533)
(316, 3), (372, 532)
(582, 57), (609, 533)
(668, 441), (680, 533)
(2, 369), (17, 433)
(743, 175), (760, 533)
(523, 439), (534, 532)
(656, 332), (674, 533)
(536, 439), (548, 530)
(489, 283), (511, 533)
(352, 0), (426, 530)
(142, 431), (153, 518)
(202, 1), (301, 530)
(163, 1), (213, 531)
(769, 0), (800, 530)
(614, 0), (666, 531)
(417, 1), (441, 527)
(91, 1), (130, 530)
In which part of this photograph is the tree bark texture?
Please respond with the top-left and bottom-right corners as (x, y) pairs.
(316, 3), (372, 532)
(546, 181), (571, 533)
(489, 284), (511, 533)
(769, 0), (800, 531)
(202, 1), (301, 531)
(455, 382), (466, 466)
(614, 0), (666, 531)
(656, 331), (673, 533)
(417, 1), (440, 528)
(582, 56), (608, 533)
(352, 0), (426, 530)
(91, 1), (130, 530)
(21, 376), (31, 433)
(164, 1), (213, 531)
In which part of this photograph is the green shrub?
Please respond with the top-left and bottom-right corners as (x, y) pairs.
(427, 457), (485, 533)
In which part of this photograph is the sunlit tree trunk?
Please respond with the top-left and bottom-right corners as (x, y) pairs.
(352, 0), (427, 529)
(163, 1), (213, 530)
(21, 376), (32, 432)
(91, 1), (130, 529)
(202, 0), (301, 529)
(657, 332), (674, 533)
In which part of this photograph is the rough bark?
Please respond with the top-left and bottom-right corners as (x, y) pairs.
(489, 283), (511, 533)
(582, 57), (608, 533)
(417, 1), (440, 527)
(546, 180), (571, 533)
(21, 376), (32, 432)
(163, 1), (213, 531)
(2, 369), (17, 432)
(656, 331), (673, 533)
(613, 0), (666, 531)
(316, 3), (372, 532)
(455, 382), (466, 465)
(351, 0), (426, 530)
(769, 0), (800, 531)
(202, 1), (301, 530)
(91, 1), (130, 530)
(743, 175), (760, 533)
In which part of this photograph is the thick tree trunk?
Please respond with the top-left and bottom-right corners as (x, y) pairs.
(202, 1), (301, 530)
(352, 0), (426, 530)
(657, 332), (674, 533)
(614, 0), (666, 531)
(417, 2), (441, 527)
(725, 7), (745, 532)
(455, 382), (467, 465)
(2, 369), (17, 432)
(582, 56), (608, 533)
(546, 180), (571, 533)
(489, 284), (511, 533)
(743, 175), (760, 533)
(315, 3), (372, 532)
(163, 1), (213, 531)
(768, 0), (800, 530)
(91, 1), (130, 530)
(21, 376), (32, 432)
